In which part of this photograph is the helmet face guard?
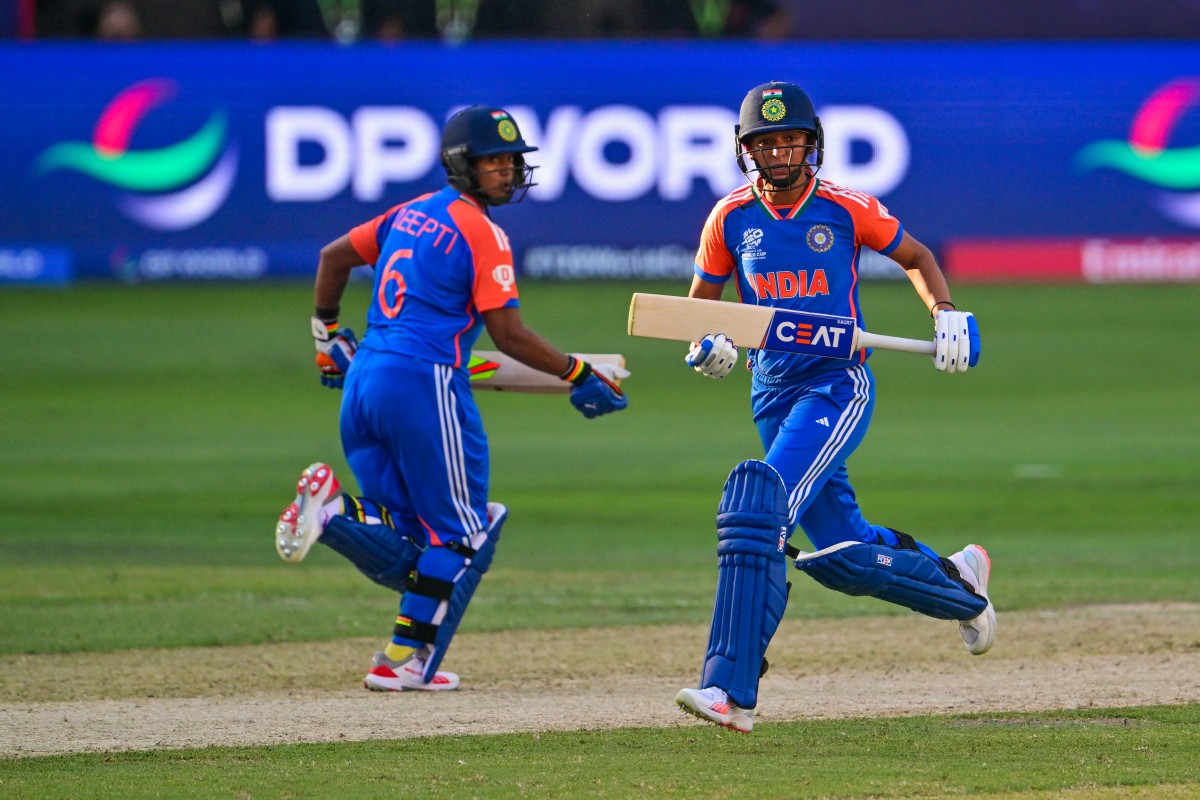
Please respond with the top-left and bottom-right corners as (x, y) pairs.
(443, 148), (536, 206)
(734, 81), (824, 189)
(440, 105), (538, 206)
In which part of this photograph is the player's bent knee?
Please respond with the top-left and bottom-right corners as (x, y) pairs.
(321, 501), (422, 592)
(794, 540), (986, 620)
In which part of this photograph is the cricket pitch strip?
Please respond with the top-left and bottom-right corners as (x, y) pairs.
(2, 603), (1198, 756)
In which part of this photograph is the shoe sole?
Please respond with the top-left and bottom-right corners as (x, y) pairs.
(363, 673), (460, 692)
(675, 690), (753, 733)
(276, 463), (338, 563)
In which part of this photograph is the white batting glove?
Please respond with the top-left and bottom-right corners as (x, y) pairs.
(686, 333), (738, 379)
(933, 310), (981, 373)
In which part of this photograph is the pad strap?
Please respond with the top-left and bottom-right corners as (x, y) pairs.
(393, 614), (438, 644)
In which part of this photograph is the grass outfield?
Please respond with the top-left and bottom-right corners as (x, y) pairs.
(3, 706), (1199, 799)
(2, 279), (1199, 797)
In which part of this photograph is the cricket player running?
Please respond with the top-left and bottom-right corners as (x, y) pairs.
(675, 81), (991, 732)
(273, 105), (627, 691)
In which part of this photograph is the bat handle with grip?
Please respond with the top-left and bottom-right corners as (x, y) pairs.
(856, 330), (937, 356)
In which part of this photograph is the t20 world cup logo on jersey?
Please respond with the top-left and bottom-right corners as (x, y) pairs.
(33, 79), (238, 231)
(742, 227), (767, 262)
(1075, 77), (1200, 228)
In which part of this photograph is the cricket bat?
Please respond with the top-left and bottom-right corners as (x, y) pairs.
(627, 293), (935, 359)
(469, 351), (627, 394)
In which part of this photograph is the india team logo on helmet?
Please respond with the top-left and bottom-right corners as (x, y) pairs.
(491, 110), (519, 143)
(761, 88), (787, 122)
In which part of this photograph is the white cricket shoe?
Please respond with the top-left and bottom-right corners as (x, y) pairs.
(275, 463), (340, 563)
(363, 651), (460, 692)
(949, 544), (996, 655)
(675, 686), (754, 733)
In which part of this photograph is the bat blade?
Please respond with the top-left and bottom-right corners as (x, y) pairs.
(469, 351), (627, 394)
(628, 293), (774, 347)
(628, 293), (934, 359)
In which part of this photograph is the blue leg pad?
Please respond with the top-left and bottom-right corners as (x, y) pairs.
(700, 460), (790, 710)
(320, 496), (422, 593)
(794, 540), (986, 620)
(391, 503), (507, 682)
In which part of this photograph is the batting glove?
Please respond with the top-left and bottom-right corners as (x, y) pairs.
(563, 357), (628, 419)
(686, 333), (738, 378)
(933, 310), (980, 373)
(312, 316), (358, 390)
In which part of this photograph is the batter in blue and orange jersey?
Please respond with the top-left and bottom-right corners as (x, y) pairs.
(675, 81), (989, 734)
(272, 105), (626, 693)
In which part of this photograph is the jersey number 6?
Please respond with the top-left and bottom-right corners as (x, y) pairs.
(377, 250), (409, 319)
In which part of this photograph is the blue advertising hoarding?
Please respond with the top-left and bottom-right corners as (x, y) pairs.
(0, 41), (1197, 282)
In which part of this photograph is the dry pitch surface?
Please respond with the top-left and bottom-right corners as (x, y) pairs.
(2, 603), (1198, 757)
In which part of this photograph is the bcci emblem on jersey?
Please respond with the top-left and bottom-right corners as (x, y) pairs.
(742, 227), (767, 262)
(807, 224), (834, 253)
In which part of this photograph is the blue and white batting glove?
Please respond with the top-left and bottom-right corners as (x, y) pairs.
(312, 316), (358, 390)
(563, 356), (628, 419)
(933, 310), (980, 373)
(686, 333), (738, 379)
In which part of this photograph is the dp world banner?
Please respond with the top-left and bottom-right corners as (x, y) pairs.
(0, 42), (1198, 283)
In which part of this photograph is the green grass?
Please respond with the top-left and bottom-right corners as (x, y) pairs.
(2, 281), (1199, 653)
(3, 279), (1200, 797)
(2, 706), (1198, 799)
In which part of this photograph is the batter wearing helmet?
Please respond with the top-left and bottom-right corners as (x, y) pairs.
(273, 105), (627, 691)
(675, 81), (991, 732)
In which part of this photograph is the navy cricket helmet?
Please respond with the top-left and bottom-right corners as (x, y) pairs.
(440, 105), (538, 205)
(735, 81), (824, 187)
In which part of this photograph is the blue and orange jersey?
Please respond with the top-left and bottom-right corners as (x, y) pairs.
(347, 185), (520, 367)
(694, 177), (903, 381)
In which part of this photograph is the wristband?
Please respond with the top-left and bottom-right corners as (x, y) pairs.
(930, 301), (956, 318)
(315, 306), (340, 323)
(559, 356), (593, 387)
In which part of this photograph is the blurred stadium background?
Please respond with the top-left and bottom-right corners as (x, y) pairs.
(3, 1), (1200, 287)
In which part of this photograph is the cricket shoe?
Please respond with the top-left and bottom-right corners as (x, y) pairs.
(275, 462), (340, 563)
(364, 651), (460, 692)
(675, 686), (754, 733)
(949, 544), (996, 655)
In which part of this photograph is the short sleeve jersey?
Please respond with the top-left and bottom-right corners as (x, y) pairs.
(347, 185), (520, 367)
(694, 178), (903, 382)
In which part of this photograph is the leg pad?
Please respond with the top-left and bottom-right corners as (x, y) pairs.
(321, 497), (422, 592)
(394, 503), (508, 682)
(794, 539), (986, 620)
(700, 461), (790, 710)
